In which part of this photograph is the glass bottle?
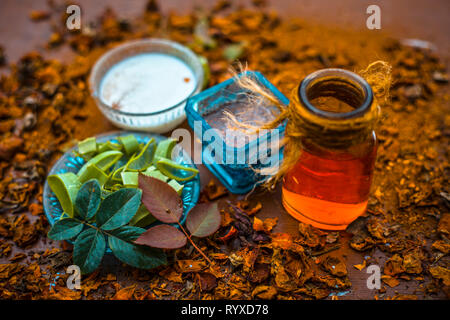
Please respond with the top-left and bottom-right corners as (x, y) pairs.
(281, 69), (378, 230)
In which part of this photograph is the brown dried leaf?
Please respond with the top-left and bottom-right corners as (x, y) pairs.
(135, 224), (187, 249)
(382, 275), (400, 288)
(429, 266), (450, 286)
(138, 174), (183, 223)
(186, 202), (221, 237)
(252, 285), (277, 299)
(196, 272), (217, 292)
(203, 180), (228, 200)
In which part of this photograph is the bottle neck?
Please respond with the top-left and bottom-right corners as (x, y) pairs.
(294, 68), (378, 150)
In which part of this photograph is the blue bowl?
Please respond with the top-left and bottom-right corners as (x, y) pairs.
(43, 131), (200, 249)
(185, 71), (289, 194)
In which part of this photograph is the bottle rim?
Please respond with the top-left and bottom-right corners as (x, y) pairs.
(298, 68), (374, 120)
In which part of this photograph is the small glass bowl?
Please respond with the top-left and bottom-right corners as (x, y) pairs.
(89, 38), (204, 133)
(185, 71), (289, 194)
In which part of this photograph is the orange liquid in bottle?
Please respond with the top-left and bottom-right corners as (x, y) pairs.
(282, 135), (377, 230)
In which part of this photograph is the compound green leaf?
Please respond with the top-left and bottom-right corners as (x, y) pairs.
(75, 179), (101, 220)
(47, 217), (83, 240)
(96, 188), (141, 230)
(73, 228), (106, 274)
(108, 226), (167, 269)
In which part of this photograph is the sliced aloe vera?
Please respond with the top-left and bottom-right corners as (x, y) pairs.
(121, 171), (138, 187)
(133, 214), (157, 228)
(109, 184), (125, 192)
(118, 135), (140, 155)
(144, 165), (156, 173)
(156, 158), (198, 181)
(77, 163), (109, 186)
(153, 138), (177, 164)
(168, 179), (184, 195)
(129, 204), (157, 227)
(78, 137), (97, 155)
(97, 141), (122, 153)
(47, 173), (82, 217)
(126, 138), (156, 171)
(77, 150), (123, 178)
(110, 164), (126, 182)
(143, 169), (169, 182)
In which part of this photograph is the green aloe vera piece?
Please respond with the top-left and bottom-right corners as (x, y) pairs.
(133, 214), (157, 228)
(77, 150), (123, 178)
(125, 138), (156, 171)
(156, 158), (198, 181)
(47, 172), (82, 218)
(168, 179), (184, 195)
(77, 163), (109, 186)
(118, 135), (140, 155)
(97, 141), (122, 153)
(143, 168), (169, 182)
(129, 204), (157, 227)
(153, 138), (177, 164)
(121, 171), (138, 187)
(108, 184), (125, 192)
(78, 137), (97, 155)
(144, 165), (156, 173)
(110, 164), (126, 182)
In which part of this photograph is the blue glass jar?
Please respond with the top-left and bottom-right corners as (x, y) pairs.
(185, 71), (289, 194)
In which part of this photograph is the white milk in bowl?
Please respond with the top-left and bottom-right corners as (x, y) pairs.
(99, 53), (197, 131)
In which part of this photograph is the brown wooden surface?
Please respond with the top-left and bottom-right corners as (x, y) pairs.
(0, 0), (448, 300)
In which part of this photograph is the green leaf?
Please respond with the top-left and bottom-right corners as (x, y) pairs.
(75, 179), (101, 220)
(96, 188), (142, 230)
(73, 229), (106, 274)
(193, 17), (217, 49)
(108, 226), (167, 269)
(186, 202), (221, 237)
(135, 224), (187, 249)
(47, 217), (83, 240)
(138, 174), (183, 223)
(223, 42), (246, 61)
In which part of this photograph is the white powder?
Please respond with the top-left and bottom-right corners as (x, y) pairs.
(99, 53), (196, 114)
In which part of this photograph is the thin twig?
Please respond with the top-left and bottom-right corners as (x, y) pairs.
(176, 220), (213, 265)
(310, 245), (341, 257)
